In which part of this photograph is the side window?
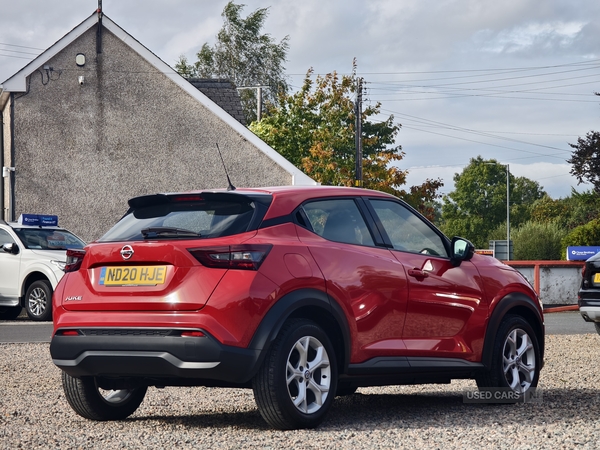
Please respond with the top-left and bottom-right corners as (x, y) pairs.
(370, 199), (447, 257)
(301, 199), (375, 246)
(0, 229), (16, 246)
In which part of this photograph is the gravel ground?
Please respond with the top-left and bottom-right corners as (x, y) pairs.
(1, 334), (600, 449)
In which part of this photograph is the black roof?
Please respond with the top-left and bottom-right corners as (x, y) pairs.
(187, 78), (246, 126)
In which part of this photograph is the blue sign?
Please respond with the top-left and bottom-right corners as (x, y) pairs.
(39, 215), (58, 226)
(18, 214), (58, 227)
(567, 246), (600, 261)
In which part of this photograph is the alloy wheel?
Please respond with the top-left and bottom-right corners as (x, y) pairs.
(502, 328), (536, 393)
(28, 287), (48, 317)
(97, 387), (135, 405)
(286, 335), (331, 414)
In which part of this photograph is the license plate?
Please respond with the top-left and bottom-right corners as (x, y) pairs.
(99, 266), (167, 286)
(594, 273), (600, 284)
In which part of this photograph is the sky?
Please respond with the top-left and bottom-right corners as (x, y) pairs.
(1, 0), (599, 199)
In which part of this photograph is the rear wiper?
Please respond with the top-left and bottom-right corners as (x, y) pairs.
(141, 227), (201, 239)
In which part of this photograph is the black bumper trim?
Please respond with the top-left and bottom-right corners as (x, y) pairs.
(347, 356), (484, 376)
(578, 298), (600, 308)
(50, 329), (260, 384)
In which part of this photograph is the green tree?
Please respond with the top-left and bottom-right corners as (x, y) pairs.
(561, 190), (600, 229)
(568, 92), (600, 193)
(530, 194), (570, 224)
(510, 221), (566, 260)
(562, 218), (600, 258)
(249, 66), (443, 219)
(175, 2), (289, 123)
(531, 189), (600, 230)
(440, 156), (545, 248)
(568, 130), (600, 193)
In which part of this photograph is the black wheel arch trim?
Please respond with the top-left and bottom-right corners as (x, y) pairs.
(481, 292), (544, 369)
(20, 272), (52, 303)
(248, 288), (352, 375)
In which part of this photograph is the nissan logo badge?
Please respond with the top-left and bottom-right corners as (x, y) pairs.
(120, 245), (134, 260)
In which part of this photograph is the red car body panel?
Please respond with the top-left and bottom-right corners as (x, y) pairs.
(395, 252), (486, 360)
(296, 226), (409, 363)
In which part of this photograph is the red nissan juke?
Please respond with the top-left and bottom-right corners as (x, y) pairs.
(50, 186), (544, 429)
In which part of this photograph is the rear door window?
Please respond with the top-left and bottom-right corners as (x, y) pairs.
(301, 199), (375, 246)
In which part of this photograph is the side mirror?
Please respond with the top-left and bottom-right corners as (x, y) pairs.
(451, 237), (474, 266)
(1, 242), (19, 255)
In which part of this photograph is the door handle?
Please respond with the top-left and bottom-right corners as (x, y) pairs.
(408, 269), (429, 279)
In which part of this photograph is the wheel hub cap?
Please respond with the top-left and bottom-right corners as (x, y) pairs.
(286, 335), (331, 414)
(502, 327), (536, 393)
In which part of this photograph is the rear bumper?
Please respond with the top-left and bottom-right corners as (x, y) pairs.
(579, 306), (600, 322)
(578, 296), (600, 322)
(50, 328), (260, 385)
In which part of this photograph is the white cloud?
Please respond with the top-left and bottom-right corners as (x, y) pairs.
(472, 21), (587, 55)
(404, 161), (584, 200)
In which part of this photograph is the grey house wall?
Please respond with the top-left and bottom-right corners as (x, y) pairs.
(11, 25), (293, 242)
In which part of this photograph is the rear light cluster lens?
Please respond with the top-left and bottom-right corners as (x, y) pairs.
(180, 331), (205, 337)
(57, 330), (82, 336)
(188, 244), (272, 270)
(64, 249), (86, 273)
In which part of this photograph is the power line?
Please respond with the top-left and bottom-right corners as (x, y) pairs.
(0, 48), (40, 56)
(0, 42), (45, 51)
(384, 110), (575, 154)
(365, 64), (600, 86)
(287, 58), (600, 78)
(397, 123), (569, 161)
(0, 52), (36, 60)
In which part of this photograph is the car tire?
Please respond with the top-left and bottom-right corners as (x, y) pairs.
(476, 314), (541, 396)
(24, 280), (53, 321)
(252, 318), (338, 430)
(0, 305), (22, 320)
(594, 323), (600, 336)
(61, 372), (147, 421)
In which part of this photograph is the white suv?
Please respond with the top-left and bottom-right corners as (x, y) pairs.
(0, 215), (85, 321)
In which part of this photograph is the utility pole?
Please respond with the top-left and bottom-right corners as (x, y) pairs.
(96, 0), (103, 54)
(355, 77), (363, 187)
(485, 161), (511, 261)
(256, 87), (263, 121)
(237, 85), (270, 121)
(506, 164), (510, 261)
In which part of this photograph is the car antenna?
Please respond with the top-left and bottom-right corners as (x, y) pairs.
(215, 143), (236, 191)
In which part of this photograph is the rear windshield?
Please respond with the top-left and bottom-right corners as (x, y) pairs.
(14, 228), (86, 250)
(98, 196), (260, 242)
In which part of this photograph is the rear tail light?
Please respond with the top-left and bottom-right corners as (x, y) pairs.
(64, 249), (86, 273)
(188, 244), (272, 270)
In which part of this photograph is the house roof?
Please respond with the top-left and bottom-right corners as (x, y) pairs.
(188, 78), (246, 126)
(0, 11), (316, 186)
